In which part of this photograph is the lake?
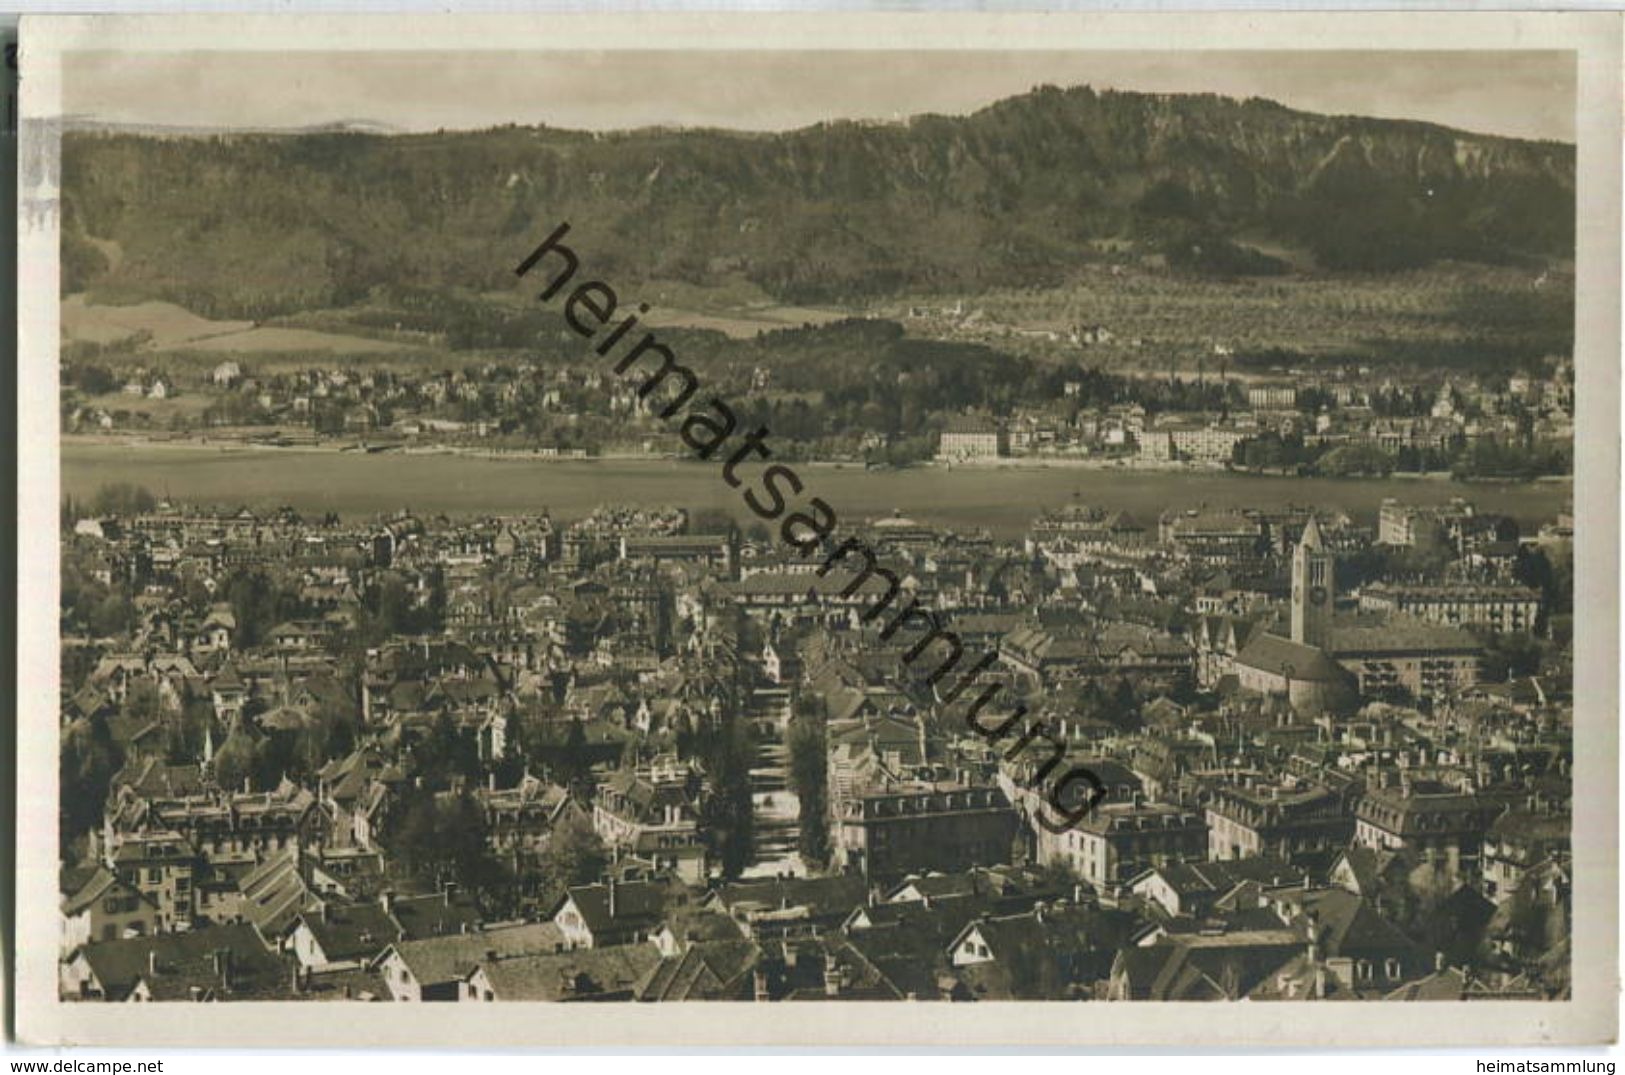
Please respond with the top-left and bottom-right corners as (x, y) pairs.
(61, 444), (1573, 538)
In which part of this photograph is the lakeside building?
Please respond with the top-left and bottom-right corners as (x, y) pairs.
(1247, 385), (1298, 410)
(1140, 420), (1248, 464)
(936, 416), (1007, 461)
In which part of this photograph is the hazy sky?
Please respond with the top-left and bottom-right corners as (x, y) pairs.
(64, 49), (1576, 142)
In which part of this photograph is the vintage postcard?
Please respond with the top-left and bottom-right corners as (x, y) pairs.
(13, 12), (1621, 1047)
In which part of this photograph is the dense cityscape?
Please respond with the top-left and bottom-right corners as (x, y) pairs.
(57, 440), (1574, 1001)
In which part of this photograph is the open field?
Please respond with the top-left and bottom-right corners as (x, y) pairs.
(633, 279), (853, 338)
(638, 304), (851, 338)
(62, 294), (254, 348)
(62, 442), (1573, 537)
(64, 295), (430, 357)
(170, 324), (413, 354)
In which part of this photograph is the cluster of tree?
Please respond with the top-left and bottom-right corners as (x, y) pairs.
(61, 712), (123, 856)
(60, 554), (137, 639)
(408, 710), (484, 791)
(1227, 434), (1570, 479)
(1471, 630), (1557, 684)
(1314, 444), (1398, 478)
(517, 715), (612, 801)
(1059, 676), (1146, 734)
(1451, 436), (1573, 481)
(686, 720), (756, 880)
(1160, 227), (1290, 278)
(529, 812), (609, 916)
(1229, 432), (1320, 473)
(861, 434), (937, 469)
(61, 482), (157, 526)
(388, 788), (515, 916)
(354, 569), (447, 647)
(786, 696), (830, 867)
(221, 569), (312, 649)
(202, 390), (275, 428)
(63, 360), (125, 396)
(1514, 544), (1575, 644)
(212, 679), (362, 791)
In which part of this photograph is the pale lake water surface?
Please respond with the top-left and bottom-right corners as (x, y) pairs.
(62, 444), (1573, 538)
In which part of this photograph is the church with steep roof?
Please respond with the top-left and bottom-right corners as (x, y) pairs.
(1232, 517), (1483, 714)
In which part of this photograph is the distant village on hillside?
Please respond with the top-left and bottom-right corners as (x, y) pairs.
(63, 342), (1573, 480)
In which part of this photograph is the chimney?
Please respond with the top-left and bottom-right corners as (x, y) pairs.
(147, 950), (158, 979)
(753, 969), (770, 1003)
(1074, 884), (1085, 906)
(380, 889), (395, 917)
(1435, 951), (1446, 973)
(823, 961), (841, 997)
(607, 878), (618, 919)
(1034, 901), (1047, 924)
(489, 772), (497, 792)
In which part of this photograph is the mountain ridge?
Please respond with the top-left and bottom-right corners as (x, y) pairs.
(60, 83), (1575, 319)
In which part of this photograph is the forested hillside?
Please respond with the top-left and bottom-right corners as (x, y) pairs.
(61, 85), (1574, 319)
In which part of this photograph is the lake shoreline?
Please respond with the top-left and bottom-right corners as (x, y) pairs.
(55, 435), (1573, 484)
(61, 440), (1573, 538)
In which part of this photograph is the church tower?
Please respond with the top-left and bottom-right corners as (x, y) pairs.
(1291, 516), (1335, 648)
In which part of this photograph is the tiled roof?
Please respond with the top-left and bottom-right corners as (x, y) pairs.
(297, 903), (400, 964)
(479, 944), (662, 1001)
(635, 940), (759, 1001)
(388, 921), (566, 987)
(1234, 632), (1349, 683)
(564, 880), (673, 934)
(1329, 616), (1482, 657)
(75, 922), (286, 1001)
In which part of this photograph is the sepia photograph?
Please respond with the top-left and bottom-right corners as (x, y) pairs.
(11, 11), (1620, 1048)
